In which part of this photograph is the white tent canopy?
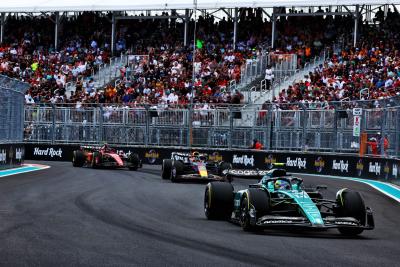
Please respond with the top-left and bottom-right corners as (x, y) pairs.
(0, 0), (396, 13)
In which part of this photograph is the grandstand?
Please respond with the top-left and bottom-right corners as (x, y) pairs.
(1, 1), (399, 155)
(1, 2), (397, 106)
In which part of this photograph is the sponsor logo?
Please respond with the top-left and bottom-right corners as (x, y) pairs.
(33, 147), (63, 158)
(265, 154), (276, 169)
(172, 154), (189, 163)
(393, 164), (398, 178)
(16, 148), (23, 161)
(286, 157), (306, 169)
(116, 150), (133, 158)
(264, 220), (293, 224)
(356, 159), (363, 177)
(0, 149), (6, 163)
(314, 157), (325, 173)
(332, 160), (349, 173)
(208, 152), (223, 162)
(225, 169), (269, 176)
(368, 162), (381, 175)
(145, 149), (159, 164)
(232, 154), (254, 167)
(335, 221), (358, 226)
(384, 162), (390, 179)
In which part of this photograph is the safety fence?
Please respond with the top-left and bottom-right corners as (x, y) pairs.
(0, 75), (29, 143)
(24, 99), (400, 158)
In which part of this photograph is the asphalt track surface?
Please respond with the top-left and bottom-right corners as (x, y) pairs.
(1, 161), (400, 267)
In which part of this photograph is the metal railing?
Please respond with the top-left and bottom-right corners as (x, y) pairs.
(66, 53), (129, 96)
(24, 98), (400, 157)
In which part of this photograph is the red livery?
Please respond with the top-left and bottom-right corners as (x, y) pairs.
(72, 144), (142, 170)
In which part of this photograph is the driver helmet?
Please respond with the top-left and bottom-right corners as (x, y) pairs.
(274, 180), (290, 190)
(102, 143), (109, 150)
(191, 151), (201, 161)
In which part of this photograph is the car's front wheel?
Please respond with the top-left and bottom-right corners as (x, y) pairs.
(162, 159), (172, 180)
(240, 189), (270, 232)
(128, 153), (140, 171)
(91, 152), (101, 168)
(170, 161), (184, 182)
(336, 189), (366, 236)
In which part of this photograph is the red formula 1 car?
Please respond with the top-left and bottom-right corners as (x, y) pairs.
(72, 144), (142, 170)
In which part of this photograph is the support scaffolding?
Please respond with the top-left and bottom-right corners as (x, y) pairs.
(54, 12), (59, 51)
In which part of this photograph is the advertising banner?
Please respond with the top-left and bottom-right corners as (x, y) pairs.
(24, 144), (400, 181)
(0, 143), (24, 170)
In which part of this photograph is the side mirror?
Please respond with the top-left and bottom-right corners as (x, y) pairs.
(316, 185), (327, 190)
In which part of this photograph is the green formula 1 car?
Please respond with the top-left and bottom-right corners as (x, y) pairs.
(204, 169), (374, 236)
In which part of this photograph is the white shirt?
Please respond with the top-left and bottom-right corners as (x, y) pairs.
(385, 79), (393, 88)
(265, 68), (274, 80)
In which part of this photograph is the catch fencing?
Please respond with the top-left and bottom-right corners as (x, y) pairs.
(24, 98), (400, 157)
(0, 75), (29, 143)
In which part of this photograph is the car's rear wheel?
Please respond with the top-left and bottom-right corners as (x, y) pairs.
(72, 150), (85, 167)
(204, 182), (234, 220)
(170, 160), (184, 182)
(162, 159), (172, 180)
(91, 152), (101, 168)
(336, 189), (366, 236)
(128, 153), (140, 171)
(240, 189), (270, 232)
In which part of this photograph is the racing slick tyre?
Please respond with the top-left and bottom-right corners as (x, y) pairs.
(240, 189), (270, 232)
(204, 182), (234, 220)
(72, 150), (85, 167)
(91, 151), (101, 169)
(162, 159), (173, 180)
(336, 189), (366, 236)
(128, 153), (140, 171)
(170, 160), (184, 182)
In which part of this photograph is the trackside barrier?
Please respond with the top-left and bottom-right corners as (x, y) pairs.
(0, 143), (24, 170)
(24, 143), (400, 182)
(24, 99), (400, 157)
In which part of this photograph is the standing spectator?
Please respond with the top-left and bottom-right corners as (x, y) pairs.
(265, 65), (274, 90)
(384, 135), (390, 156)
(251, 139), (263, 150)
(367, 137), (378, 155)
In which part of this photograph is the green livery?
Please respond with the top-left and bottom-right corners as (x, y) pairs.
(205, 168), (374, 236)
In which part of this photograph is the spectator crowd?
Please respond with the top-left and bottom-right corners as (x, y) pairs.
(272, 8), (400, 110)
(0, 8), (399, 109)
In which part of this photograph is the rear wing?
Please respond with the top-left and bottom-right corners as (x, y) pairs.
(171, 152), (209, 163)
(171, 152), (190, 163)
(80, 145), (102, 151)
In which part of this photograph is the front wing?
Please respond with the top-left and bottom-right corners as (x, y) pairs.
(251, 208), (374, 229)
